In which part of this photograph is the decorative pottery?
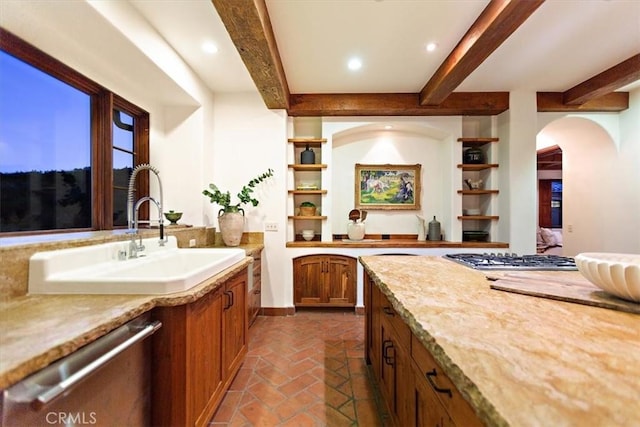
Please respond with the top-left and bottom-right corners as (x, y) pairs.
(463, 147), (485, 164)
(428, 216), (441, 241)
(218, 206), (245, 247)
(299, 202), (316, 216)
(416, 215), (426, 241)
(300, 144), (315, 164)
(347, 222), (365, 241)
(164, 210), (182, 225)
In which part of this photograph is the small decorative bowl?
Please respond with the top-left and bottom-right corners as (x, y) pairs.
(164, 211), (183, 225)
(301, 230), (315, 241)
(575, 252), (640, 303)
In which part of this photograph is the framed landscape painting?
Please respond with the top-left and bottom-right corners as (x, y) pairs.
(354, 163), (421, 210)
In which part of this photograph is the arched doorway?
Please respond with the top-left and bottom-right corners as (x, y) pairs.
(536, 117), (620, 256)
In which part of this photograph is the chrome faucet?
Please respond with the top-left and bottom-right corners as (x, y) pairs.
(126, 163), (166, 258)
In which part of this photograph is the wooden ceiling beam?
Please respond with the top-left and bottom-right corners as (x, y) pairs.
(419, 0), (544, 106)
(210, 0), (290, 109)
(562, 54), (640, 105)
(537, 92), (629, 112)
(288, 92), (509, 117)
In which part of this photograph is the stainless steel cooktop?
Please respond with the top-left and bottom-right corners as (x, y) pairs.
(444, 253), (578, 271)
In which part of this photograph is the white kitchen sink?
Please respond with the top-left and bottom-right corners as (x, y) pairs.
(28, 236), (246, 295)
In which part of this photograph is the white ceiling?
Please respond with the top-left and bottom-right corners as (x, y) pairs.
(131, 0), (640, 96)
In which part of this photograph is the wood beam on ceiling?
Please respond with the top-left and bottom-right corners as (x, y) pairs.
(288, 92), (509, 117)
(536, 92), (629, 112)
(211, 0), (290, 109)
(419, 0), (545, 106)
(562, 54), (640, 105)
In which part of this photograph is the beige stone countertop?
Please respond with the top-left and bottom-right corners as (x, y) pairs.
(0, 256), (252, 390)
(359, 255), (640, 427)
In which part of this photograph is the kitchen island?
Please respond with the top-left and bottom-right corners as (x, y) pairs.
(359, 255), (640, 427)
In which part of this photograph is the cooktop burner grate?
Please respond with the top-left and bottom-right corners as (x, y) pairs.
(444, 253), (578, 271)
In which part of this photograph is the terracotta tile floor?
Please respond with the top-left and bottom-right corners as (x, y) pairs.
(209, 310), (389, 426)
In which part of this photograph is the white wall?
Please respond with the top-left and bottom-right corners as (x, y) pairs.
(537, 90), (640, 255)
(209, 93), (288, 308)
(497, 91), (539, 255)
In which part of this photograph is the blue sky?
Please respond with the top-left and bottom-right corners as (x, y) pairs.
(0, 51), (91, 173)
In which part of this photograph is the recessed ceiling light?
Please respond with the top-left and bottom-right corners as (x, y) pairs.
(426, 42), (438, 52)
(384, 125), (393, 130)
(202, 41), (218, 54)
(347, 57), (362, 71)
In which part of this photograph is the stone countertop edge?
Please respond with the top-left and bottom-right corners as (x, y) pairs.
(358, 255), (640, 427)
(0, 250), (258, 390)
(360, 259), (507, 427)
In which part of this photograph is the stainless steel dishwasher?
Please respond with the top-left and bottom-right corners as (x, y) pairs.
(1, 313), (161, 426)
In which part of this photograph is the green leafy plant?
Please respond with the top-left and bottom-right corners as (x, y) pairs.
(203, 169), (274, 211)
(300, 201), (316, 207)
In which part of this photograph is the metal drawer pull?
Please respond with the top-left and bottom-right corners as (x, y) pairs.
(425, 369), (453, 398)
(382, 306), (395, 316)
(382, 340), (395, 365)
(32, 320), (162, 409)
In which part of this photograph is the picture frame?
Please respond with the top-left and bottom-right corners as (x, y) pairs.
(354, 163), (421, 210)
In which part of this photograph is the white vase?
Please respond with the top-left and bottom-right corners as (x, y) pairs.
(347, 222), (365, 240)
(218, 208), (245, 247)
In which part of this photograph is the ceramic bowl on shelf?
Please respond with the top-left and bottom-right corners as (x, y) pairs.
(301, 230), (315, 241)
(164, 211), (183, 224)
(574, 252), (640, 303)
(463, 208), (481, 216)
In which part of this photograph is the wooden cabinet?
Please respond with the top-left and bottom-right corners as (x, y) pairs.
(222, 271), (248, 382)
(151, 268), (248, 427)
(364, 271), (483, 427)
(288, 138), (327, 242)
(457, 137), (500, 242)
(248, 251), (262, 327)
(379, 298), (414, 426)
(293, 254), (356, 307)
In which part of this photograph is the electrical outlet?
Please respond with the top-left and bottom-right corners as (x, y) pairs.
(189, 239), (196, 247)
(567, 224), (573, 233)
(265, 222), (278, 232)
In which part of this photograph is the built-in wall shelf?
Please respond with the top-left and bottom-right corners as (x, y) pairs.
(288, 190), (328, 195)
(457, 137), (499, 146)
(458, 215), (499, 220)
(457, 190), (499, 195)
(288, 138), (327, 146)
(457, 164), (499, 171)
(288, 164), (327, 171)
(287, 215), (327, 220)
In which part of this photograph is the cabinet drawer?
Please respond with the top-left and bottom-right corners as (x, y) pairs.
(411, 335), (482, 427)
(379, 293), (411, 351)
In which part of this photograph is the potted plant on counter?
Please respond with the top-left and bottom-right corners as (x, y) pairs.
(203, 169), (274, 246)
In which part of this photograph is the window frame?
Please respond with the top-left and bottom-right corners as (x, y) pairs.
(0, 28), (149, 235)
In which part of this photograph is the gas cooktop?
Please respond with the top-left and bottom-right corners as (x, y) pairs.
(444, 253), (578, 271)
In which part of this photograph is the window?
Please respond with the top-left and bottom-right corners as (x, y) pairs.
(0, 29), (149, 235)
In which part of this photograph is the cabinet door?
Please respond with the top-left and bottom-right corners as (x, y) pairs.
(293, 255), (325, 305)
(189, 290), (224, 426)
(223, 272), (248, 381)
(380, 317), (414, 426)
(379, 320), (396, 413)
(326, 256), (356, 305)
